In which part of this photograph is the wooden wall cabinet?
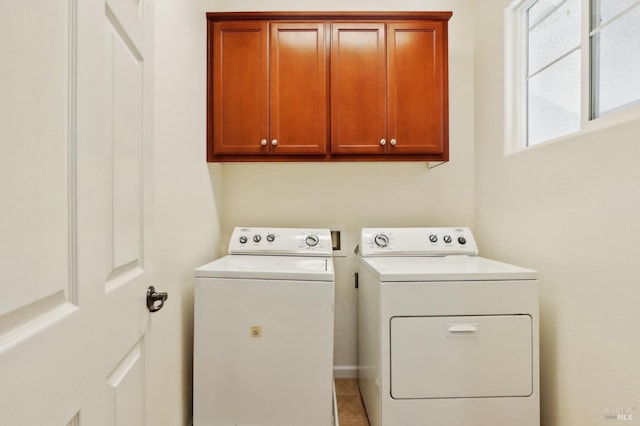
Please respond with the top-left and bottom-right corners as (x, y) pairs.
(331, 21), (448, 156)
(207, 12), (452, 162)
(211, 21), (268, 156)
(210, 20), (327, 157)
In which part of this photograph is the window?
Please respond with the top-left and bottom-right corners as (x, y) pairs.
(509, 0), (640, 147)
(592, 0), (640, 117)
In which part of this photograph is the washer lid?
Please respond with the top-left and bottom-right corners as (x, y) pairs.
(195, 255), (335, 281)
(360, 255), (537, 282)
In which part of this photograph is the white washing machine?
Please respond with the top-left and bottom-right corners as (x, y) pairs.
(194, 227), (335, 426)
(358, 227), (539, 426)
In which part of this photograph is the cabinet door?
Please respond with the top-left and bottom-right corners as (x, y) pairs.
(331, 23), (387, 154)
(211, 21), (269, 155)
(270, 23), (327, 155)
(387, 22), (448, 155)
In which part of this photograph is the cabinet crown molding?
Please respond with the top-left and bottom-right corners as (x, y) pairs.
(206, 11), (453, 22)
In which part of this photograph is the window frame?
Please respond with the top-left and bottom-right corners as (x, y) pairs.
(506, 0), (640, 153)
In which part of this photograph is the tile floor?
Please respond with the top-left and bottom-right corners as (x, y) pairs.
(335, 378), (370, 426)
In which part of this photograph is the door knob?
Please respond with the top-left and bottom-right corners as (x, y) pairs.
(146, 286), (168, 313)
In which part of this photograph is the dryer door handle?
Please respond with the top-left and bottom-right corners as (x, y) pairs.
(447, 323), (478, 334)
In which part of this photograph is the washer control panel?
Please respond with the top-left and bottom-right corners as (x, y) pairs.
(229, 227), (332, 256)
(360, 227), (478, 257)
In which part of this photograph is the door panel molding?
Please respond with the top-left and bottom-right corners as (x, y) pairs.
(106, 262), (144, 293)
(105, 8), (144, 278)
(106, 0), (145, 55)
(0, 0), (78, 348)
(67, 0), (79, 306)
(107, 338), (146, 426)
(66, 412), (80, 426)
(0, 293), (76, 355)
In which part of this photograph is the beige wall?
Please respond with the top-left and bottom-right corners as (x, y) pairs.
(160, 0), (640, 422)
(153, 0), (223, 424)
(204, 0), (476, 376)
(474, 1), (640, 425)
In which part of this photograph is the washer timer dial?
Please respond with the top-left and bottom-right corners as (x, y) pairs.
(374, 233), (390, 248)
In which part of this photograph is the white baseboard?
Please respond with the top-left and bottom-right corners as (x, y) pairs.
(333, 365), (358, 379)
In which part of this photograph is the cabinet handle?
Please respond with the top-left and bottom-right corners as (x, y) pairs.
(272, 139), (278, 146)
(379, 139), (386, 146)
(260, 139), (267, 146)
(390, 138), (397, 146)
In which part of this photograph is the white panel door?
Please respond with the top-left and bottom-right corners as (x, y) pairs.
(0, 0), (158, 424)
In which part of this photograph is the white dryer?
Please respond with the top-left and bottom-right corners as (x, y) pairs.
(194, 227), (335, 426)
(358, 227), (539, 426)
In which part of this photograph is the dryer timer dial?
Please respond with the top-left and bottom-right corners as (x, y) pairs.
(305, 234), (320, 247)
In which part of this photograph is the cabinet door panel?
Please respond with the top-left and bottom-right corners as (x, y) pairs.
(270, 23), (327, 155)
(331, 23), (387, 154)
(388, 22), (447, 155)
(212, 21), (269, 155)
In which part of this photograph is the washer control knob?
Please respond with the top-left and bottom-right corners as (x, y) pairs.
(374, 233), (390, 248)
(266, 234), (275, 242)
(239, 236), (248, 244)
(429, 234), (438, 243)
(443, 235), (452, 244)
(253, 234), (262, 243)
(305, 234), (319, 247)
(458, 236), (467, 245)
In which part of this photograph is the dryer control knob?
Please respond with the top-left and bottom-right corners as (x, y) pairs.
(374, 233), (390, 248)
(458, 236), (467, 245)
(253, 234), (262, 243)
(305, 234), (319, 247)
(443, 235), (452, 244)
(266, 234), (275, 242)
(239, 236), (248, 244)
(429, 234), (438, 243)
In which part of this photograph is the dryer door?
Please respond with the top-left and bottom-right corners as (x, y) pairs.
(390, 315), (533, 399)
